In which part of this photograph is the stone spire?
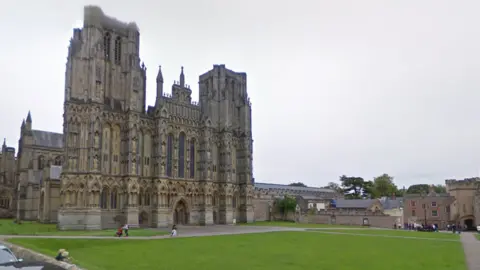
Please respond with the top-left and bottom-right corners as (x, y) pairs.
(155, 65), (164, 106)
(156, 65), (163, 83)
(179, 66), (185, 87)
(26, 111), (32, 123)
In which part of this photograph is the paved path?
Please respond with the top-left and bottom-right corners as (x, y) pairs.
(308, 230), (459, 242)
(461, 233), (480, 270)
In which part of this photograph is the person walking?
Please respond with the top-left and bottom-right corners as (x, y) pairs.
(122, 224), (129, 237)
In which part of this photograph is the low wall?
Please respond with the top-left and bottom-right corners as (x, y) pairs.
(0, 240), (82, 270)
(299, 214), (397, 228)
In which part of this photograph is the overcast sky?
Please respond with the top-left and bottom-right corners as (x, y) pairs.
(1, 0), (479, 188)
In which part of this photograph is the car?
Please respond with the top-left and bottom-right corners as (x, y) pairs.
(0, 245), (23, 265)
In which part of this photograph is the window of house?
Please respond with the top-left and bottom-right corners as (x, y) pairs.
(410, 201), (416, 207)
(432, 210), (438, 217)
(446, 206), (450, 213)
(431, 202), (437, 207)
(412, 210), (416, 216)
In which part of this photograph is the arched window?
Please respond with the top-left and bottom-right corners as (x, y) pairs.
(166, 134), (173, 177)
(100, 188), (108, 209)
(138, 189), (143, 206)
(38, 156), (45, 170)
(232, 195), (237, 208)
(189, 140), (195, 179)
(110, 189), (117, 209)
(178, 133), (185, 178)
(114, 36), (122, 65)
(103, 32), (111, 61)
(145, 192), (150, 206)
(54, 156), (62, 166)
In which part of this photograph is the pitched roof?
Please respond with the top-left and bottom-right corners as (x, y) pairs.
(380, 198), (403, 209)
(334, 199), (377, 208)
(31, 130), (63, 148)
(254, 182), (335, 193)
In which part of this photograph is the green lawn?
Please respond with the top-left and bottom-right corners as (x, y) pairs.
(314, 229), (460, 239)
(243, 221), (364, 228)
(8, 231), (466, 270)
(0, 219), (168, 236)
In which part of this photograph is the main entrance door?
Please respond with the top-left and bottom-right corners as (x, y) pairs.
(174, 200), (189, 225)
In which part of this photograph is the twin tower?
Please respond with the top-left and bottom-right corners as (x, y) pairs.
(57, 6), (254, 229)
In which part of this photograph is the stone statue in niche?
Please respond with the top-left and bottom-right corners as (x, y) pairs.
(94, 132), (100, 148)
(93, 155), (99, 170)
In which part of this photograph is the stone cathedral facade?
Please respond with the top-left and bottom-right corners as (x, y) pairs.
(58, 6), (254, 229)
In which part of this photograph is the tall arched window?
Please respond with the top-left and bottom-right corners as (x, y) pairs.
(166, 134), (173, 177)
(178, 133), (185, 178)
(54, 156), (62, 166)
(100, 188), (108, 209)
(103, 32), (111, 61)
(114, 36), (122, 64)
(38, 156), (45, 170)
(189, 140), (195, 179)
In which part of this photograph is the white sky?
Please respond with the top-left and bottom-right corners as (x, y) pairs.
(1, 0), (480, 188)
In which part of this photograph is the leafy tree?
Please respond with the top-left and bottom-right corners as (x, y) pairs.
(372, 173), (397, 197)
(339, 175), (365, 199)
(289, 182), (307, 187)
(275, 195), (297, 220)
(362, 180), (375, 199)
(406, 184), (447, 194)
(322, 182), (342, 193)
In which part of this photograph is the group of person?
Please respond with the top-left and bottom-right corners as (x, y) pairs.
(114, 223), (178, 237)
(115, 224), (130, 237)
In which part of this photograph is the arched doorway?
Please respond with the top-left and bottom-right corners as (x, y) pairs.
(138, 211), (149, 228)
(464, 219), (474, 230)
(174, 199), (189, 225)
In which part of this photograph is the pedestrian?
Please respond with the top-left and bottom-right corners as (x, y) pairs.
(122, 224), (129, 237)
(171, 224), (177, 237)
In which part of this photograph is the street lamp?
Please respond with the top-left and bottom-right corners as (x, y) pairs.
(420, 191), (427, 227)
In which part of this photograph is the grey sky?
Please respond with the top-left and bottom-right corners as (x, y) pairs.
(1, 0), (479, 188)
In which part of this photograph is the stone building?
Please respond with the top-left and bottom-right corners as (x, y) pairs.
(402, 186), (454, 229)
(0, 139), (16, 217)
(446, 178), (478, 228)
(57, 6), (254, 230)
(14, 113), (63, 222)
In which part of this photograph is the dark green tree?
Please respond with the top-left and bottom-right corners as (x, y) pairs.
(323, 182), (342, 193)
(372, 173), (397, 197)
(339, 175), (365, 199)
(362, 180), (375, 199)
(289, 182), (307, 187)
(406, 184), (447, 194)
(275, 195), (297, 220)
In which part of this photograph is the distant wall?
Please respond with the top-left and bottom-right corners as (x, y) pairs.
(299, 214), (397, 228)
(253, 198), (271, 221)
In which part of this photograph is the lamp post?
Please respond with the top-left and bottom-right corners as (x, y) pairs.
(420, 191), (427, 227)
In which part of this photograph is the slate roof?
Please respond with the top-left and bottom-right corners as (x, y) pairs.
(380, 198), (403, 210)
(31, 130), (63, 148)
(334, 199), (376, 208)
(254, 182), (335, 193)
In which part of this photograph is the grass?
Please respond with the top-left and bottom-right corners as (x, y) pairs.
(313, 229), (460, 239)
(8, 231), (466, 270)
(243, 221), (364, 228)
(0, 219), (168, 237)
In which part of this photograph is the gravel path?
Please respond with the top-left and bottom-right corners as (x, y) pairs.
(461, 233), (480, 270)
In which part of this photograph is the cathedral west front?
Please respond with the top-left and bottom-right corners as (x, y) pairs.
(9, 6), (255, 230)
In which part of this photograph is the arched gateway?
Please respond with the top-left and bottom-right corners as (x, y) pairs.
(173, 199), (189, 225)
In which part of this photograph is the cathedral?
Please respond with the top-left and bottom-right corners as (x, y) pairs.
(56, 6), (254, 229)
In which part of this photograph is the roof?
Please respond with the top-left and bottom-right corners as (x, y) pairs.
(403, 193), (451, 198)
(254, 182), (335, 193)
(334, 199), (377, 208)
(32, 130), (63, 148)
(380, 198), (403, 209)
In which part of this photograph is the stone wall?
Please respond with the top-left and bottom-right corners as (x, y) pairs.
(299, 214), (398, 228)
(0, 240), (81, 269)
(253, 198), (270, 221)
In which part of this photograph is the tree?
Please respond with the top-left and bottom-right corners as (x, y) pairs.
(406, 184), (447, 194)
(372, 174), (397, 197)
(339, 175), (365, 199)
(276, 195), (297, 220)
(362, 180), (375, 199)
(289, 182), (307, 187)
(323, 182), (342, 193)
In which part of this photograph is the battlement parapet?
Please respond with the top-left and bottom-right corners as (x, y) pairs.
(446, 178), (479, 189)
